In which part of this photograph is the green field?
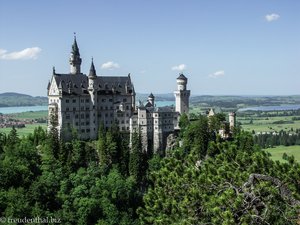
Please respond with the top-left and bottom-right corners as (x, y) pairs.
(12, 110), (48, 119)
(239, 115), (300, 133)
(264, 145), (300, 162)
(0, 123), (47, 136)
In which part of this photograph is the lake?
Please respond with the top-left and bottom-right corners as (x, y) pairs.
(238, 104), (300, 112)
(0, 101), (175, 114)
(0, 105), (48, 114)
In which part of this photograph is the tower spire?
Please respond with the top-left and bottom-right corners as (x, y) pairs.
(69, 33), (82, 74)
(88, 57), (97, 77)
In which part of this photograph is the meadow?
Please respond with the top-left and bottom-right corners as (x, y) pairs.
(0, 123), (47, 136)
(0, 110), (48, 135)
(265, 145), (300, 162)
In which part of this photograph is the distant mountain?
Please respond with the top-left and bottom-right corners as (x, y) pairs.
(0, 92), (47, 107)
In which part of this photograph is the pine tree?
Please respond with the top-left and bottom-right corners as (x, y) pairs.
(129, 129), (143, 182)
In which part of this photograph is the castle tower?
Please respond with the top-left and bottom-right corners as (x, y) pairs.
(229, 112), (236, 130)
(88, 59), (98, 139)
(69, 34), (82, 74)
(174, 73), (190, 115)
(148, 93), (155, 106)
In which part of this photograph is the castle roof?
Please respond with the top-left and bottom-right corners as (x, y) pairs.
(71, 36), (80, 56)
(88, 59), (97, 78)
(148, 93), (154, 98)
(177, 73), (187, 80)
(52, 73), (134, 95)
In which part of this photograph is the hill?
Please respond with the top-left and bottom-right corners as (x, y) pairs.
(0, 92), (48, 107)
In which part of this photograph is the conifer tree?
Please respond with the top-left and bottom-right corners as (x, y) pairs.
(129, 129), (143, 182)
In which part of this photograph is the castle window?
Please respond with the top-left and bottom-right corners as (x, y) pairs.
(81, 99), (84, 103)
(73, 107), (76, 111)
(72, 99), (76, 103)
(86, 107), (89, 110)
(126, 106), (129, 110)
(81, 114), (84, 119)
(81, 106), (84, 110)
(110, 113), (113, 117)
(122, 127), (125, 131)
(66, 107), (69, 111)
(66, 99), (69, 103)
(123, 98), (127, 102)
(86, 122), (89, 125)
(86, 129), (90, 133)
(75, 122), (78, 126)
(75, 114), (79, 119)
(105, 106), (108, 110)
(110, 106), (113, 110)
(86, 99), (89, 103)
(127, 127), (129, 130)
(81, 129), (85, 133)
(109, 99), (113, 102)
(102, 99), (106, 102)
(66, 115), (70, 119)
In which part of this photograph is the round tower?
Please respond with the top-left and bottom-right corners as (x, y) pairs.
(148, 93), (155, 106)
(69, 34), (82, 74)
(88, 59), (98, 139)
(176, 73), (187, 91)
(174, 73), (190, 115)
(229, 112), (236, 130)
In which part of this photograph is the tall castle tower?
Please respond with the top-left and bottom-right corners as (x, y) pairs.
(229, 112), (236, 130)
(88, 59), (98, 139)
(69, 35), (82, 74)
(174, 73), (190, 115)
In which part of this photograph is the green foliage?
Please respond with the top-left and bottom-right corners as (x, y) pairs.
(182, 115), (210, 158)
(139, 129), (300, 224)
(129, 130), (143, 182)
(1, 116), (300, 224)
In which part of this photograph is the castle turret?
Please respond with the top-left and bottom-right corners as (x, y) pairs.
(69, 34), (82, 74)
(174, 73), (190, 115)
(229, 112), (236, 131)
(148, 93), (155, 106)
(88, 59), (98, 139)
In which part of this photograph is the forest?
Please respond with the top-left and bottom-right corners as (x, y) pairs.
(0, 114), (300, 224)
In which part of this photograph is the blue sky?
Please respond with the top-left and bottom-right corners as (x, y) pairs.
(0, 0), (299, 96)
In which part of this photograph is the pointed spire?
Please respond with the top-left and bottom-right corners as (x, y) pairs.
(69, 33), (82, 74)
(72, 32), (80, 56)
(88, 58), (97, 78)
(52, 66), (56, 75)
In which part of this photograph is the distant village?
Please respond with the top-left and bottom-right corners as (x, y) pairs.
(0, 113), (46, 129)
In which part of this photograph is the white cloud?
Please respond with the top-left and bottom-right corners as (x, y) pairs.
(209, 70), (225, 78)
(171, 64), (186, 71)
(265, 13), (280, 22)
(101, 61), (120, 70)
(0, 47), (41, 60)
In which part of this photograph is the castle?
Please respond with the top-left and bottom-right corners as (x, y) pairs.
(47, 37), (190, 153)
